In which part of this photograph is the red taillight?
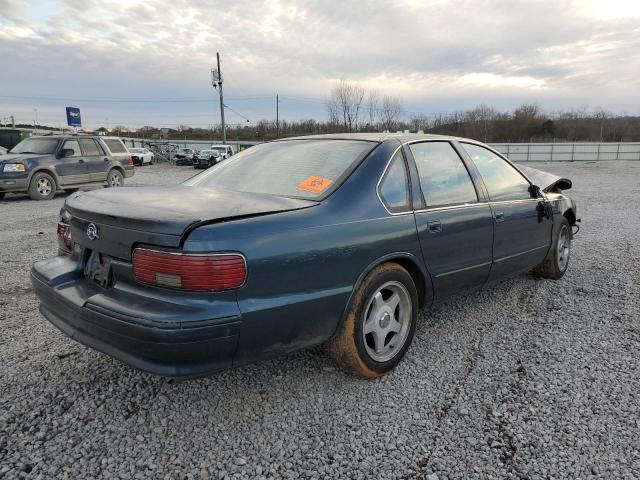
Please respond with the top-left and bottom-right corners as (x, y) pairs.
(132, 249), (246, 291)
(57, 222), (72, 254)
(127, 155), (133, 166)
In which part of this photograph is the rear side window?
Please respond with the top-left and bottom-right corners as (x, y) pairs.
(187, 139), (373, 199)
(79, 139), (103, 156)
(409, 142), (478, 207)
(379, 151), (410, 213)
(62, 140), (82, 157)
(103, 139), (127, 154)
(462, 143), (531, 201)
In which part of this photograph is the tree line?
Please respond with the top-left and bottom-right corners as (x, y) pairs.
(100, 79), (640, 142)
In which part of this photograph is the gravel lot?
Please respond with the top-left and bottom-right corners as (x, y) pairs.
(1, 161), (639, 479)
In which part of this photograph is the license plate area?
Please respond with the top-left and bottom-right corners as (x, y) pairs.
(84, 250), (114, 288)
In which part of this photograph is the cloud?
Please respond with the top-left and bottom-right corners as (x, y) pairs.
(0, 0), (639, 126)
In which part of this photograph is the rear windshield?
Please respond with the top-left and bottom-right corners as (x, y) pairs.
(186, 139), (374, 199)
(10, 137), (59, 154)
(103, 139), (128, 153)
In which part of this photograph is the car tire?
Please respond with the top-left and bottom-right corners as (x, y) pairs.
(65, 188), (79, 195)
(325, 262), (418, 378)
(532, 216), (571, 280)
(28, 172), (56, 200)
(106, 169), (124, 188)
(0, 192), (5, 200)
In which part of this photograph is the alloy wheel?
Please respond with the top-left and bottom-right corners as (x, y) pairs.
(37, 177), (52, 196)
(362, 281), (412, 362)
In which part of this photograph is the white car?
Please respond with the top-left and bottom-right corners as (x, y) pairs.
(128, 148), (154, 166)
(210, 144), (235, 160)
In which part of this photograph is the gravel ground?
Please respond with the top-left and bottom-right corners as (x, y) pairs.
(1, 161), (639, 479)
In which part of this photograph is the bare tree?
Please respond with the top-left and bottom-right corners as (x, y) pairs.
(326, 79), (366, 132)
(380, 95), (403, 132)
(366, 89), (380, 130)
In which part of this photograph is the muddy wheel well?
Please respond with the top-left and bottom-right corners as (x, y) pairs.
(387, 257), (429, 309)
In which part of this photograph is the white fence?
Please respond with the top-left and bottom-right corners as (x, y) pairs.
(489, 143), (640, 162)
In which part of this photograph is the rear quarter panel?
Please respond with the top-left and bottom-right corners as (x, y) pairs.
(184, 140), (426, 366)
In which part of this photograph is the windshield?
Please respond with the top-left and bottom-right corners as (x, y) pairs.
(10, 137), (59, 154)
(211, 147), (226, 153)
(130, 148), (142, 153)
(186, 139), (374, 199)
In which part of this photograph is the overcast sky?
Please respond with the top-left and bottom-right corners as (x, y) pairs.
(1, 0), (639, 128)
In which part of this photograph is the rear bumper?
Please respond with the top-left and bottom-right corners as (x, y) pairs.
(31, 257), (241, 378)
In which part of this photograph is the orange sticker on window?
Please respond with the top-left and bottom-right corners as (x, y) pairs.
(297, 176), (333, 194)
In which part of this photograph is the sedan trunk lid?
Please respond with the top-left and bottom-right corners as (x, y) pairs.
(64, 186), (317, 260)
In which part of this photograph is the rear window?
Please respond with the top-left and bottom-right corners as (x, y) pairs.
(79, 138), (103, 156)
(103, 139), (128, 154)
(186, 140), (374, 199)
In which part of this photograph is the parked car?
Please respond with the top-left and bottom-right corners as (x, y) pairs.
(0, 134), (134, 200)
(129, 148), (154, 166)
(210, 144), (234, 159)
(174, 148), (195, 166)
(193, 149), (221, 169)
(32, 134), (578, 378)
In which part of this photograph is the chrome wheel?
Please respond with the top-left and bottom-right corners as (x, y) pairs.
(557, 224), (571, 270)
(362, 281), (412, 362)
(37, 177), (52, 196)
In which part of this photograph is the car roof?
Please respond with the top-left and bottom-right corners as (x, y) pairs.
(277, 132), (469, 144)
(29, 134), (98, 140)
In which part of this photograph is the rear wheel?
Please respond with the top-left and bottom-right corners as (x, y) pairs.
(106, 169), (124, 188)
(325, 262), (418, 378)
(532, 217), (571, 279)
(28, 172), (56, 200)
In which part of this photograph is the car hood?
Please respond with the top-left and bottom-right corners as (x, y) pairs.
(0, 153), (49, 163)
(518, 165), (572, 192)
(64, 185), (318, 235)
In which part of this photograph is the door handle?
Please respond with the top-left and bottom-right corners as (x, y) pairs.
(428, 220), (442, 233)
(495, 211), (505, 223)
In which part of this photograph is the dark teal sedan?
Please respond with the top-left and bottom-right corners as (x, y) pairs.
(31, 134), (578, 378)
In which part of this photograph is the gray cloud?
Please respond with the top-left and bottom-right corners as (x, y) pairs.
(1, 0), (639, 127)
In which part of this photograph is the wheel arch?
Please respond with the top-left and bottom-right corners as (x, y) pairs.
(563, 207), (576, 225)
(332, 252), (433, 340)
(108, 165), (125, 177)
(28, 167), (60, 188)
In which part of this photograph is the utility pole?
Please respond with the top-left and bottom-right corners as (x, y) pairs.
(212, 52), (226, 145)
(276, 94), (279, 138)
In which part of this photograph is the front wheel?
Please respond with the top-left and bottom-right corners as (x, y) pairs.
(28, 172), (56, 200)
(532, 217), (572, 279)
(325, 262), (418, 378)
(106, 169), (124, 188)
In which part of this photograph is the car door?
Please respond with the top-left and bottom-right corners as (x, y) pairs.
(79, 138), (109, 182)
(54, 139), (89, 185)
(406, 141), (494, 301)
(460, 142), (553, 282)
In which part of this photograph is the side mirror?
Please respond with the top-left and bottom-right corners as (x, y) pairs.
(59, 148), (74, 158)
(529, 184), (542, 198)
